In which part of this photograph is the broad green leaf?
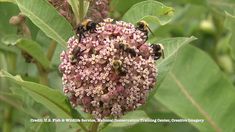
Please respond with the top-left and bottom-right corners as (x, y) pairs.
(16, 39), (51, 70)
(147, 37), (196, 100)
(156, 36), (196, 86)
(110, 0), (144, 15)
(100, 110), (149, 131)
(109, 110), (149, 127)
(0, 3), (18, 34)
(104, 111), (197, 132)
(122, 1), (174, 26)
(0, 92), (22, 109)
(0, 92), (41, 118)
(0, 0), (15, 3)
(16, 0), (74, 48)
(0, 70), (87, 130)
(1, 34), (21, 45)
(0, 43), (17, 53)
(155, 45), (235, 132)
(26, 121), (56, 132)
(164, 0), (207, 5)
(2, 36), (51, 70)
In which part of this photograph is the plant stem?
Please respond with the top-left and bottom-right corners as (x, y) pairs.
(78, 122), (89, 132)
(90, 122), (100, 132)
(36, 63), (48, 85)
(47, 40), (57, 61)
(79, 0), (84, 22)
(3, 106), (13, 132)
(37, 40), (57, 85)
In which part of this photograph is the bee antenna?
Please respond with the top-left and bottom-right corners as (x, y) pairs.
(162, 49), (165, 59)
(146, 26), (155, 36)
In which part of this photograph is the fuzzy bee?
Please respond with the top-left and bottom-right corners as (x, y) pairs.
(119, 43), (137, 57)
(70, 46), (86, 65)
(150, 43), (165, 60)
(76, 19), (99, 42)
(136, 20), (154, 42)
(112, 59), (127, 76)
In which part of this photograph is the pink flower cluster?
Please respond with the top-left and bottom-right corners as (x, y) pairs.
(48, 0), (73, 24)
(87, 0), (110, 21)
(59, 18), (157, 118)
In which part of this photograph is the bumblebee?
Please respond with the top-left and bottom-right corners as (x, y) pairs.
(126, 48), (136, 57)
(119, 43), (137, 57)
(70, 46), (86, 65)
(150, 43), (165, 60)
(136, 20), (154, 42)
(76, 19), (98, 42)
(112, 59), (127, 76)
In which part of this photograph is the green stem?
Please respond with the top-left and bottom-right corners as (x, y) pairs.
(3, 106), (13, 132)
(36, 63), (48, 85)
(47, 40), (57, 61)
(36, 40), (57, 85)
(78, 122), (89, 132)
(79, 0), (84, 22)
(90, 122), (100, 132)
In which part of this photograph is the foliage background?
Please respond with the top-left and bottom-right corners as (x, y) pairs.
(0, 0), (235, 132)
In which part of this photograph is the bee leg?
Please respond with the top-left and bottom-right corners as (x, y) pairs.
(154, 52), (162, 60)
(78, 33), (82, 43)
(143, 35), (148, 43)
(82, 33), (86, 38)
(79, 33), (86, 43)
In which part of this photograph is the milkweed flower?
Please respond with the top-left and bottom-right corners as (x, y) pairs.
(87, 0), (110, 21)
(49, 0), (73, 24)
(59, 18), (157, 118)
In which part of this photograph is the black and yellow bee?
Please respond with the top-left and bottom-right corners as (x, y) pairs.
(119, 43), (137, 57)
(150, 43), (165, 60)
(76, 19), (99, 42)
(112, 59), (127, 76)
(70, 46), (86, 65)
(136, 20), (154, 42)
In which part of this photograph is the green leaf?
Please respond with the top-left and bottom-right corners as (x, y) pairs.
(0, 92), (22, 109)
(0, 0), (15, 3)
(104, 111), (197, 132)
(16, 0), (74, 48)
(16, 39), (51, 69)
(0, 70), (87, 130)
(68, 0), (80, 24)
(122, 1), (174, 26)
(100, 110), (149, 131)
(0, 3), (18, 34)
(2, 36), (51, 70)
(109, 110), (149, 127)
(224, 12), (235, 61)
(68, 0), (90, 24)
(147, 37), (196, 100)
(164, 0), (207, 5)
(27, 121), (56, 132)
(155, 45), (235, 132)
(156, 36), (197, 86)
(110, 0), (144, 15)
(208, 0), (235, 15)
(0, 92), (41, 118)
